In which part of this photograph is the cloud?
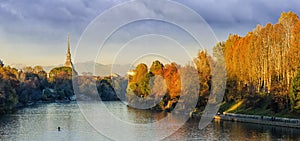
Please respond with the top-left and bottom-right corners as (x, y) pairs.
(1, 0), (300, 65)
(1, 0), (299, 42)
(176, 0), (300, 25)
(170, 0), (300, 40)
(0, 0), (127, 65)
(0, 0), (126, 43)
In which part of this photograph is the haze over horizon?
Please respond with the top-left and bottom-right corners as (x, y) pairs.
(1, 0), (300, 66)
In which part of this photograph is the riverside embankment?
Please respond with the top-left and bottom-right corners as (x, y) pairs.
(214, 113), (300, 128)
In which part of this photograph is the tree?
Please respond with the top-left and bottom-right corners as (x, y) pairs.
(150, 60), (164, 76)
(290, 67), (300, 113)
(194, 50), (211, 97)
(0, 66), (19, 114)
(0, 59), (3, 67)
(163, 63), (181, 99)
(150, 75), (166, 100)
(221, 11), (300, 113)
(49, 67), (74, 99)
(49, 67), (73, 82)
(33, 66), (44, 74)
(179, 65), (200, 112)
(129, 63), (150, 97)
(23, 66), (34, 73)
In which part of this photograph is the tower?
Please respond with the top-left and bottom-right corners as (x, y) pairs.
(64, 33), (73, 68)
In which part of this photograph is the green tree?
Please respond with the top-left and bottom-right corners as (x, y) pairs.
(290, 67), (300, 113)
(150, 60), (164, 76)
(127, 63), (152, 97)
(49, 67), (74, 99)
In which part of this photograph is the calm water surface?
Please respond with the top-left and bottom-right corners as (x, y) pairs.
(0, 101), (299, 141)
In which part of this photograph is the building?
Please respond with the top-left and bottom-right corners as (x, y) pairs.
(46, 34), (76, 79)
(64, 33), (73, 68)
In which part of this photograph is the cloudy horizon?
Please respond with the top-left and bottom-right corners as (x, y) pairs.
(1, 0), (300, 66)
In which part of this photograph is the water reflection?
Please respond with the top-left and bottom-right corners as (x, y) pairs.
(0, 102), (299, 141)
(126, 107), (167, 124)
(166, 119), (300, 140)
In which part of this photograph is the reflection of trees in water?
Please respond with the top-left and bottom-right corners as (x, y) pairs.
(126, 106), (167, 124)
(165, 119), (300, 140)
(213, 121), (300, 140)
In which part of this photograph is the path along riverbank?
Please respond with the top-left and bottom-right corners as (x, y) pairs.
(214, 113), (300, 128)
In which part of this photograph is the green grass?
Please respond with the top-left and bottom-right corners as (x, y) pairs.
(219, 101), (236, 113)
(220, 100), (300, 119)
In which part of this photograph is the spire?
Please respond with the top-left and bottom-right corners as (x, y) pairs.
(67, 33), (70, 55)
(64, 33), (73, 68)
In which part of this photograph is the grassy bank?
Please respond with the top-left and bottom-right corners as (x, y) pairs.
(219, 100), (300, 119)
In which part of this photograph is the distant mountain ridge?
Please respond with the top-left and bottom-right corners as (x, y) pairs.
(11, 61), (132, 76)
(74, 61), (132, 76)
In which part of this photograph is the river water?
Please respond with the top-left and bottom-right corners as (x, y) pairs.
(0, 101), (299, 141)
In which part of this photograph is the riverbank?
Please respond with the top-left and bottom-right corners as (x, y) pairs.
(214, 113), (300, 128)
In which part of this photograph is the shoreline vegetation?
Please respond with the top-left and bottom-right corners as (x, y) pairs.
(0, 64), (121, 115)
(124, 11), (300, 123)
(1, 11), (300, 129)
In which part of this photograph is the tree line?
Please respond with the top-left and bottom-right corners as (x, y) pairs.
(218, 11), (300, 115)
(1, 11), (300, 117)
(125, 11), (300, 116)
(0, 61), (119, 114)
(126, 50), (211, 113)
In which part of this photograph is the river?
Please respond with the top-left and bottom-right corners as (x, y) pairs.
(0, 101), (299, 141)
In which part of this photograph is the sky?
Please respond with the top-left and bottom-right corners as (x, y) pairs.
(0, 0), (300, 66)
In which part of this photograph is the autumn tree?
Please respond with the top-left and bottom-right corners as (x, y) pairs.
(194, 50), (211, 96)
(163, 63), (181, 99)
(222, 11), (300, 113)
(0, 63), (19, 114)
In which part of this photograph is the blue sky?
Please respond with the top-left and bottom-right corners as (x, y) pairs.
(0, 0), (300, 66)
